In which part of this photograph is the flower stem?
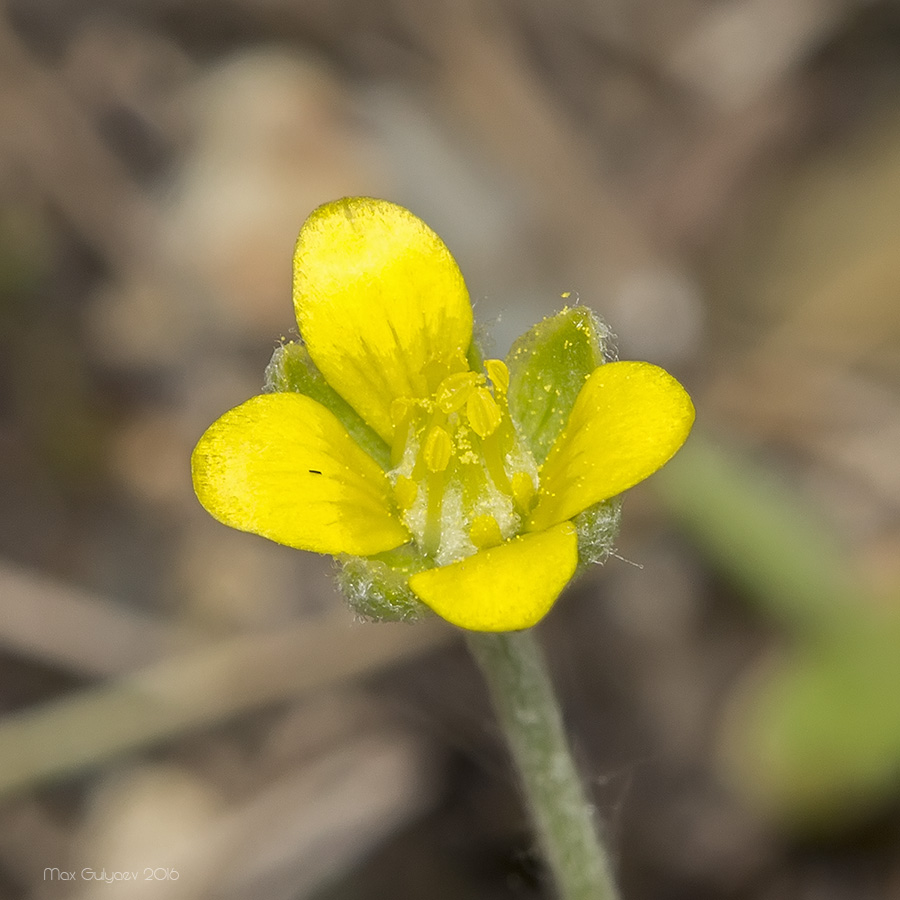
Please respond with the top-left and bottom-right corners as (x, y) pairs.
(465, 629), (619, 900)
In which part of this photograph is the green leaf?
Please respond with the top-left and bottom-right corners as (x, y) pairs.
(655, 432), (865, 635)
(506, 306), (609, 463)
(721, 620), (900, 830)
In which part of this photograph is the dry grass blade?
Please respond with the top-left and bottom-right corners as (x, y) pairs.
(0, 9), (158, 270)
(0, 562), (196, 676)
(0, 614), (453, 797)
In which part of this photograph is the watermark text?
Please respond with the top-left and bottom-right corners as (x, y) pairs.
(44, 868), (179, 883)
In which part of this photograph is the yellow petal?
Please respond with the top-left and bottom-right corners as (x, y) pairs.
(192, 393), (410, 556)
(293, 198), (474, 442)
(528, 361), (695, 531)
(408, 523), (578, 631)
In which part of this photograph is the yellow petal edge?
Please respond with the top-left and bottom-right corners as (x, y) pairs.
(408, 523), (579, 632)
(191, 393), (409, 556)
(529, 361), (695, 532)
(293, 198), (474, 442)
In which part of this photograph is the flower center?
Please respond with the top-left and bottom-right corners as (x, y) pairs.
(387, 359), (539, 566)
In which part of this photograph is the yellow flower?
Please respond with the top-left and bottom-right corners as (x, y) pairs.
(191, 198), (694, 632)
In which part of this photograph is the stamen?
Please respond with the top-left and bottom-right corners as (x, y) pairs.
(466, 387), (501, 438)
(484, 359), (509, 396)
(470, 514), (503, 549)
(390, 397), (412, 427)
(390, 398), (416, 466)
(423, 470), (446, 557)
(393, 475), (418, 510)
(393, 357), (539, 565)
(423, 425), (453, 473)
(435, 371), (479, 413)
(480, 432), (513, 495)
(421, 350), (468, 393)
(511, 471), (537, 514)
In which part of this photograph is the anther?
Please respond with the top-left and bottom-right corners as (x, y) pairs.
(511, 471), (537, 514)
(484, 359), (509, 396)
(435, 371), (479, 413)
(390, 397), (413, 427)
(393, 475), (418, 510)
(469, 514), (503, 549)
(423, 426), (453, 473)
(466, 387), (501, 438)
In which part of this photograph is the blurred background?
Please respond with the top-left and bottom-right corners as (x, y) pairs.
(1, 0), (900, 897)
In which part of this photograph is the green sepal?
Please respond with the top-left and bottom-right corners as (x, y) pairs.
(573, 497), (622, 571)
(337, 545), (432, 622)
(466, 337), (485, 373)
(506, 306), (611, 463)
(265, 341), (391, 470)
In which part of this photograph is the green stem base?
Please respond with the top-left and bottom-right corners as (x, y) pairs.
(465, 630), (619, 900)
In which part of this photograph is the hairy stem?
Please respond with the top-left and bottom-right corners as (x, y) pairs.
(465, 629), (619, 900)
